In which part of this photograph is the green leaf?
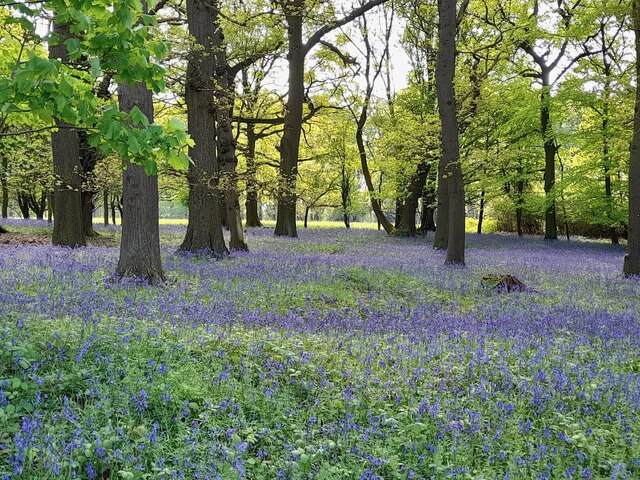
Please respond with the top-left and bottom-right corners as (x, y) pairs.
(129, 106), (149, 127)
(89, 58), (101, 79)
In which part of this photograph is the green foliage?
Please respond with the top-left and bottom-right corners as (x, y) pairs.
(0, 3), (190, 173)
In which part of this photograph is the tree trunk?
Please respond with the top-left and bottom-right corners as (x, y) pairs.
(1, 154), (7, 218)
(275, 3), (304, 238)
(433, 161), (449, 249)
(115, 81), (164, 284)
(179, 0), (228, 256)
(244, 124), (262, 227)
(540, 73), (557, 240)
(103, 189), (109, 225)
(47, 191), (52, 223)
(50, 22), (85, 247)
(214, 32), (247, 251)
(397, 160), (430, 236)
(304, 206), (310, 228)
(82, 190), (98, 236)
(477, 190), (485, 234)
(602, 69), (619, 245)
(110, 197), (117, 224)
(624, 0), (640, 276)
(437, 0), (464, 265)
(0, 224), (6, 234)
(341, 163), (351, 229)
(17, 194), (30, 219)
(516, 206), (523, 237)
(357, 127), (394, 233)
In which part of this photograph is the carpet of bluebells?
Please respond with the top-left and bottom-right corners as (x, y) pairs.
(0, 219), (639, 479)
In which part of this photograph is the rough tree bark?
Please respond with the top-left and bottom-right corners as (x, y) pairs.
(115, 81), (164, 283)
(212, 12), (247, 251)
(436, 0), (465, 265)
(624, 0), (640, 276)
(179, 0), (228, 256)
(50, 21), (85, 247)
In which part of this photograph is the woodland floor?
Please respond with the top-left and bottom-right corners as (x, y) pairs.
(0, 219), (638, 479)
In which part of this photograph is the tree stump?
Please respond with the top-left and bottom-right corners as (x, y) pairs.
(482, 274), (528, 293)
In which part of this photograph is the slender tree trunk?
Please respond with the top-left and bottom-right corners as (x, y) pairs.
(212, 10), (247, 251)
(477, 190), (485, 234)
(437, 0), (464, 265)
(103, 190), (109, 225)
(624, 0), (640, 276)
(602, 74), (619, 244)
(540, 72), (557, 240)
(179, 0), (228, 256)
(357, 127), (394, 233)
(516, 206), (523, 237)
(115, 81), (164, 283)
(304, 206), (310, 228)
(341, 163), (351, 229)
(50, 22), (85, 247)
(433, 162), (449, 249)
(275, 3), (304, 237)
(244, 124), (262, 227)
(82, 191), (98, 236)
(1, 154), (7, 218)
(47, 191), (52, 223)
(110, 198), (117, 225)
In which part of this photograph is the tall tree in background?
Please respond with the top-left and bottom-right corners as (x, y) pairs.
(346, 7), (395, 234)
(274, 0), (389, 237)
(49, 22), (85, 247)
(436, 0), (464, 264)
(179, 0), (228, 256)
(625, 0), (640, 277)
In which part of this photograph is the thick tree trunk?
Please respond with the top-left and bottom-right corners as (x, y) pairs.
(50, 22), (85, 247)
(625, 0), (640, 276)
(437, 0), (464, 265)
(115, 81), (164, 284)
(275, 5), (304, 238)
(179, 0), (228, 256)
(1, 154), (7, 218)
(244, 124), (262, 227)
(397, 161), (430, 236)
(477, 190), (485, 234)
(540, 74), (557, 240)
